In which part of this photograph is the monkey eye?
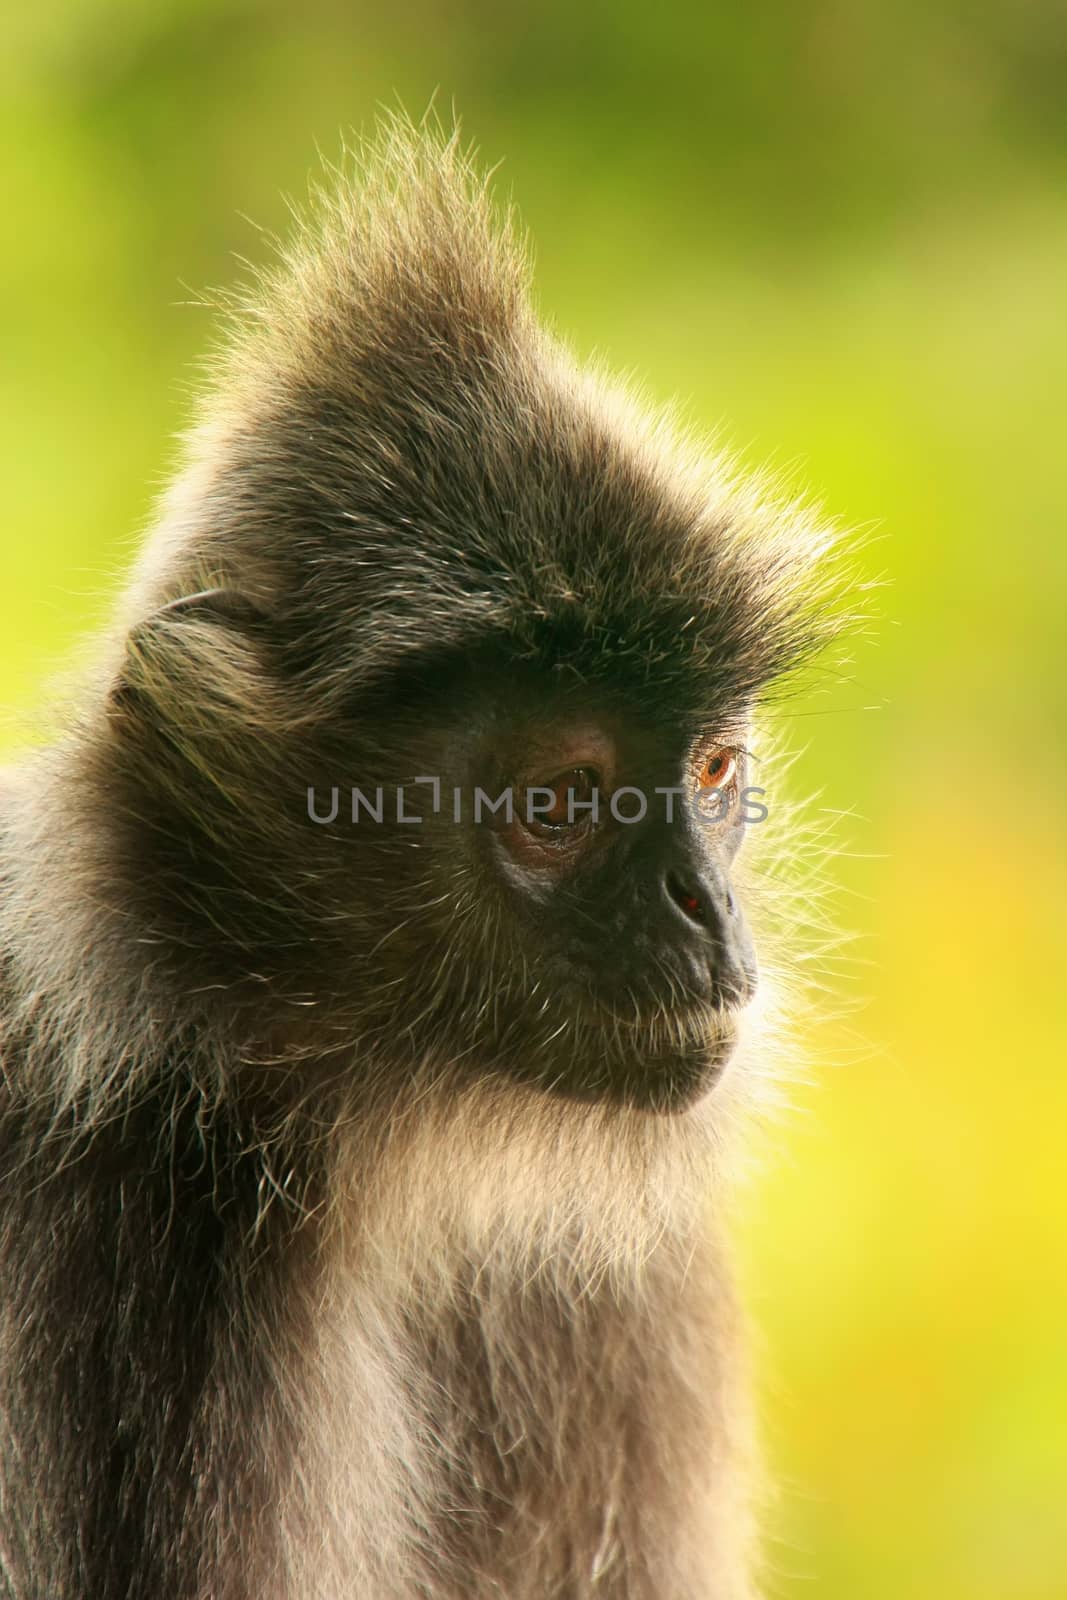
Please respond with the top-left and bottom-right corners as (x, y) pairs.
(697, 748), (738, 791)
(526, 766), (598, 831)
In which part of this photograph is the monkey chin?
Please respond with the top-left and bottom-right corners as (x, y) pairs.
(558, 1004), (742, 1116)
(629, 1021), (739, 1116)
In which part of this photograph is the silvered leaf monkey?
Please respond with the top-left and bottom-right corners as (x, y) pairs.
(0, 121), (851, 1599)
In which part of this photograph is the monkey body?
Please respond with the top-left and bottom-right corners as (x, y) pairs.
(0, 956), (749, 1598)
(0, 123), (847, 1597)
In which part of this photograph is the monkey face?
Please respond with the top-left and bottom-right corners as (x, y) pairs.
(480, 706), (757, 1111)
(304, 664), (760, 1115)
(109, 553), (815, 1124)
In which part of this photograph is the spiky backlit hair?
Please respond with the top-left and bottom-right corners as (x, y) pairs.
(127, 115), (855, 726)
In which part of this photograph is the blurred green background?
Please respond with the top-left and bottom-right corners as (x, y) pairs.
(2, 3), (1064, 1596)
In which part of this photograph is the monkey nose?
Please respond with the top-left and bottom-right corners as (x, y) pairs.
(662, 867), (756, 1008)
(664, 868), (735, 927)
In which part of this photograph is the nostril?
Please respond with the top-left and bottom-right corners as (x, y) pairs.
(665, 870), (706, 925)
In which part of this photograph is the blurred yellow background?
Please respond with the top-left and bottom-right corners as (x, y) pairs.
(2, 4), (1064, 1596)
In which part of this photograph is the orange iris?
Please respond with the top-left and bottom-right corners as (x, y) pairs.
(698, 748), (737, 791)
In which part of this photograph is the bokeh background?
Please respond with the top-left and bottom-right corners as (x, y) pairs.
(3, 4), (1065, 1596)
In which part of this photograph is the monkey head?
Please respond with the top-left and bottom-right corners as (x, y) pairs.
(102, 130), (849, 1116)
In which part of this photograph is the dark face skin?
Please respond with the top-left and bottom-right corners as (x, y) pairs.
(328, 666), (760, 1115)
(480, 704), (756, 1110)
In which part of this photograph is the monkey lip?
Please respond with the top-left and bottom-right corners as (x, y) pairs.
(585, 992), (742, 1067)
(630, 1017), (741, 1113)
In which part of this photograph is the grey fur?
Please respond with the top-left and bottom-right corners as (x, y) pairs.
(0, 120), (851, 1598)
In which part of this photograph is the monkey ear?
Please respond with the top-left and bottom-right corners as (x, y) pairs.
(110, 587), (270, 709)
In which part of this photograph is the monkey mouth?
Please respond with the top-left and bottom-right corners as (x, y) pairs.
(582, 993), (743, 1096)
(667, 1008), (740, 1071)
(588, 989), (740, 1045)
(622, 1020), (741, 1113)
(640, 1014), (742, 1110)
